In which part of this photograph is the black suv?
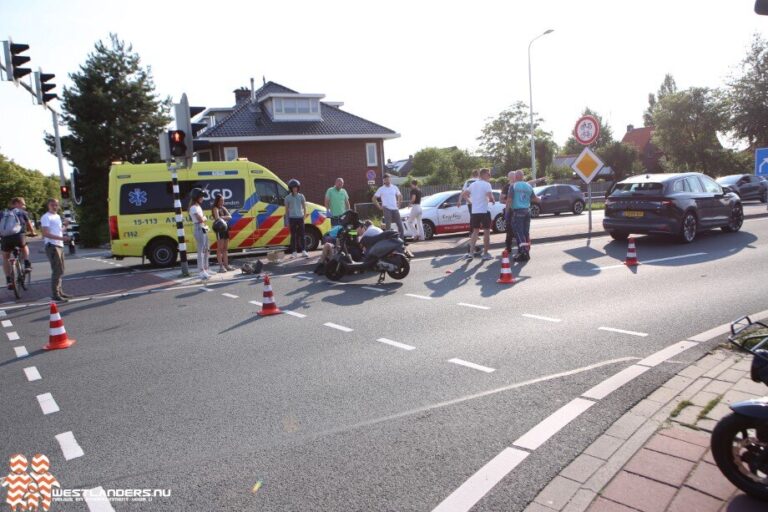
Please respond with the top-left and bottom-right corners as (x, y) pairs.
(716, 174), (768, 203)
(530, 184), (586, 217)
(603, 173), (743, 243)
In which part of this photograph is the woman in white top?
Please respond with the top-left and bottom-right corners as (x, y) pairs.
(188, 188), (211, 280)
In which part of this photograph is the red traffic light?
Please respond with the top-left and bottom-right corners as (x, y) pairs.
(60, 185), (70, 199)
(169, 130), (187, 157)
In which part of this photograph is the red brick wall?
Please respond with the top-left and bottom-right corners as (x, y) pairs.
(210, 139), (384, 204)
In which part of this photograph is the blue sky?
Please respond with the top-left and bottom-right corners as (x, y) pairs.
(1, 0), (765, 178)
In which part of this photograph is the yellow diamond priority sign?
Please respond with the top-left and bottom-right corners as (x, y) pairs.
(572, 147), (604, 184)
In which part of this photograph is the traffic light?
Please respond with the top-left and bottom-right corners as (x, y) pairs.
(71, 168), (84, 205)
(34, 70), (57, 104)
(2, 40), (31, 81)
(60, 185), (70, 199)
(168, 130), (187, 157)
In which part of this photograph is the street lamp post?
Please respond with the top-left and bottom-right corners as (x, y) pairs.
(528, 29), (554, 181)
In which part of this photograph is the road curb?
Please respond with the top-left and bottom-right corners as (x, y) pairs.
(524, 307), (768, 512)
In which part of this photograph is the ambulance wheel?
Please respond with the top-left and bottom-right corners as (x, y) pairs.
(147, 238), (178, 267)
(304, 226), (321, 251)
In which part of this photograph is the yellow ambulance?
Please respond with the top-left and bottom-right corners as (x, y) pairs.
(108, 161), (330, 267)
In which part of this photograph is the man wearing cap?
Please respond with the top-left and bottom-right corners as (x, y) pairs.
(324, 178), (350, 227)
(373, 174), (404, 239)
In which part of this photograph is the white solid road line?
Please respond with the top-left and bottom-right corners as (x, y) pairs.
(522, 313), (561, 323)
(221, 293), (239, 299)
(24, 366), (41, 381)
(284, 311), (307, 318)
(637, 340), (698, 367)
(2, 319), (11, 327)
(582, 365), (650, 400)
(598, 326), (649, 337)
(431, 447), (530, 512)
(14, 346), (28, 358)
(295, 275), (313, 280)
(362, 286), (387, 292)
(83, 487), (117, 512)
(376, 338), (416, 351)
(249, 300), (263, 307)
(55, 431), (84, 460)
(6, 331), (20, 341)
(405, 293), (432, 300)
(513, 397), (596, 451)
(36, 393), (60, 415)
(324, 322), (353, 333)
(457, 303), (490, 310)
(448, 358), (495, 373)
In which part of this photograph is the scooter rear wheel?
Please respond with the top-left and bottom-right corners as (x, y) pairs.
(325, 260), (345, 281)
(386, 255), (410, 280)
(710, 412), (768, 501)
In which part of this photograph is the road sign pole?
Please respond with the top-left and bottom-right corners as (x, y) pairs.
(588, 182), (592, 234)
(168, 162), (190, 277)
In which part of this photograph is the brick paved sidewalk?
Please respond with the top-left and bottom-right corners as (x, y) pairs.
(526, 350), (767, 512)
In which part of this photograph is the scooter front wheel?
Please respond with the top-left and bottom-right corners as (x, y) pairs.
(710, 412), (768, 501)
(325, 260), (345, 281)
(386, 255), (410, 280)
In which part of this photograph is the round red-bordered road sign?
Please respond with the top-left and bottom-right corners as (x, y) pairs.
(574, 115), (600, 146)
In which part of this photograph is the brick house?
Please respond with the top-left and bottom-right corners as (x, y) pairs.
(195, 81), (399, 204)
(622, 125), (663, 173)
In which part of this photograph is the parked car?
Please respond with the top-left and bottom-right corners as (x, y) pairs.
(398, 190), (506, 240)
(603, 172), (743, 243)
(716, 174), (768, 203)
(530, 184), (586, 217)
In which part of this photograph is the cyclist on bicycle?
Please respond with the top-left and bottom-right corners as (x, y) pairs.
(1, 197), (37, 290)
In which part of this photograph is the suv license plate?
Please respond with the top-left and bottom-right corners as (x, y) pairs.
(624, 211), (644, 218)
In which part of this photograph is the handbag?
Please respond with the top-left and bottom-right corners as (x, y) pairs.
(212, 218), (228, 233)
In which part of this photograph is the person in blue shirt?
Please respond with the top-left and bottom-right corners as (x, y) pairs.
(505, 170), (540, 262)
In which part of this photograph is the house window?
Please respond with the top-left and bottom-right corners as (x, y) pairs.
(366, 143), (378, 166)
(273, 97), (320, 116)
(223, 147), (239, 161)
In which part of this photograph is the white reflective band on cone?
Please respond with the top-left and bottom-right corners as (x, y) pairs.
(50, 313), (61, 321)
(49, 326), (66, 336)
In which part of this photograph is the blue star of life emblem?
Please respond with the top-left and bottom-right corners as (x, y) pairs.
(128, 188), (148, 207)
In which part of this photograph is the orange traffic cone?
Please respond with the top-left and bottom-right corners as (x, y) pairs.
(256, 275), (282, 316)
(624, 237), (639, 266)
(497, 250), (515, 284)
(44, 302), (75, 350)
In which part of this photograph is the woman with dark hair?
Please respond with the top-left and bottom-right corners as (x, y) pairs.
(211, 194), (234, 272)
(284, 179), (308, 258)
(188, 188), (211, 280)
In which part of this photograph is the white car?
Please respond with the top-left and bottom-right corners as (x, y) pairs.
(397, 190), (506, 240)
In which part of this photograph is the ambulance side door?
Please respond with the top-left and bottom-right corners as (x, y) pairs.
(253, 179), (289, 246)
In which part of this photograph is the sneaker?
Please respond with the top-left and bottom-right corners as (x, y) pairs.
(52, 296), (68, 303)
(225, 265), (235, 271)
(464, 253), (474, 260)
(481, 252), (493, 261)
(217, 267), (227, 274)
(291, 252), (298, 259)
(199, 271), (210, 281)
(59, 293), (74, 299)
(301, 251), (309, 258)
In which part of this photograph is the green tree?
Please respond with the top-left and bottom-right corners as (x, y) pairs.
(0, 152), (61, 218)
(545, 165), (573, 182)
(725, 34), (768, 150)
(643, 74), (678, 127)
(449, 148), (488, 181)
(651, 87), (730, 175)
(411, 147), (459, 185)
(600, 142), (638, 182)
(47, 34), (171, 246)
(562, 108), (614, 154)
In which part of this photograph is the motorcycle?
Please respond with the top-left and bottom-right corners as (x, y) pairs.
(710, 315), (768, 501)
(324, 211), (410, 284)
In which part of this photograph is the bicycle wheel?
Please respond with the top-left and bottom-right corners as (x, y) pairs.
(10, 265), (20, 300)
(16, 259), (28, 291)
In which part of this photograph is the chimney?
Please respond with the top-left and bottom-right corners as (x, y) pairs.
(626, 124), (635, 133)
(234, 87), (250, 104)
(250, 77), (255, 102)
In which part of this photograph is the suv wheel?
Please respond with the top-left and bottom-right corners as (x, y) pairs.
(573, 201), (585, 215)
(680, 212), (697, 243)
(530, 204), (541, 218)
(722, 204), (744, 233)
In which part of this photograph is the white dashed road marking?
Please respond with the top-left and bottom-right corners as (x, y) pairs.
(221, 293), (239, 299)
(201, 287), (214, 292)
(2, 319), (11, 327)
(24, 366), (41, 381)
(457, 303), (490, 310)
(405, 293), (432, 300)
(83, 487), (117, 512)
(431, 447), (529, 512)
(0, 310), (6, 316)
(522, 313), (561, 323)
(513, 397), (596, 451)
(6, 331), (20, 341)
(324, 322), (353, 333)
(598, 327), (649, 337)
(448, 358), (495, 373)
(55, 431), (84, 460)
(376, 338), (416, 351)
(14, 346), (28, 358)
(249, 300), (263, 307)
(284, 311), (306, 318)
(593, 252), (707, 271)
(37, 393), (60, 415)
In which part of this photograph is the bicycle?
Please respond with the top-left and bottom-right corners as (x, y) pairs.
(7, 246), (31, 300)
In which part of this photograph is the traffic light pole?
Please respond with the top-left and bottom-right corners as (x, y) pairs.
(168, 162), (190, 277)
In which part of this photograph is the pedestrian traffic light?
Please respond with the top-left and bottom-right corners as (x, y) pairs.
(168, 130), (187, 158)
(34, 70), (57, 104)
(71, 168), (84, 205)
(60, 185), (70, 199)
(2, 40), (31, 81)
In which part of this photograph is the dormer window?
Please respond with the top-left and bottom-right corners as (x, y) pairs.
(262, 93), (324, 122)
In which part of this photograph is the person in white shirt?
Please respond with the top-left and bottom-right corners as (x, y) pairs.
(373, 174), (404, 238)
(461, 168), (495, 261)
(188, 188), (211, 280)
(40, 198), (72, 302)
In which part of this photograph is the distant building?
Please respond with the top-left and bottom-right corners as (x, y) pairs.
(385, 156), (414, 176)
(195, 81), (399, 203)
(621, 125), (663, 172)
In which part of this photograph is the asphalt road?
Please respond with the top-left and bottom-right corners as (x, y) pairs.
(1, 216), (768, 511)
